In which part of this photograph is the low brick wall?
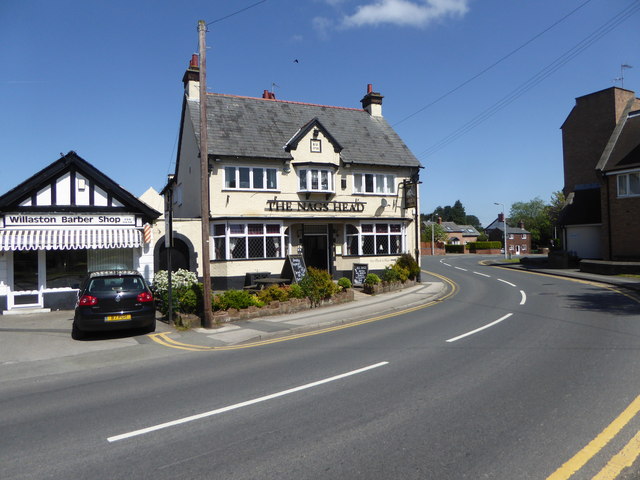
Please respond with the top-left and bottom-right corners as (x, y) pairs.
(580, 260), (640, 275)
(210, 289), (355, 324)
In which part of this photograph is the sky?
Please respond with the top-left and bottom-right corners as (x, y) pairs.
(1, 0), (638, 228)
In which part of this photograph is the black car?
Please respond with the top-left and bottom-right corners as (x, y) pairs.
(73, 270), (156, 339)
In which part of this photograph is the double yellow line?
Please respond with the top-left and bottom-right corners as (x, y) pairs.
(485, 262), (640, 479)
(149, 270), (457, 352)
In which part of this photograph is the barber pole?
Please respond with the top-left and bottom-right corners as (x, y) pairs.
(143, 223), (152, 244)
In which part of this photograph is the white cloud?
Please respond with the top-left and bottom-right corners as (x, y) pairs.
(342, 0), (469, 28)
(313, 16), (334, 40)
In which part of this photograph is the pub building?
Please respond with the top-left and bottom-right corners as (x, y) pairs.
(163, 56), (423, 290)
(0, 152), (160, 313)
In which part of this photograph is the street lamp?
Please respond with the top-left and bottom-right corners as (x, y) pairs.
(494, 202), (508, 260)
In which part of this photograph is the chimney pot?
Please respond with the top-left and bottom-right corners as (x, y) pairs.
(189, 54), (199, 69)
(367, 83), (373, 94)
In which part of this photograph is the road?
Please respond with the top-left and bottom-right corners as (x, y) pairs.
(2, 255), (640, 479)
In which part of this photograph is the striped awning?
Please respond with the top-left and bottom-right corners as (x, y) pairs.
(0, 228), (143, 251)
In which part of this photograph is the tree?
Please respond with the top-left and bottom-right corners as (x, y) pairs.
(421, 222), (449, 243)
(464, 214), (482, 230)
(509, 194), (562, 248)
(450, 200), (466, 225)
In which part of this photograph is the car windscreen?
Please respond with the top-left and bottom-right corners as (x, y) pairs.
(87, 276), (146, 294)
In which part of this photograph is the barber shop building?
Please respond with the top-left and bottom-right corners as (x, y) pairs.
(164, 56), (423, 289)
(0, 152), (160, 313)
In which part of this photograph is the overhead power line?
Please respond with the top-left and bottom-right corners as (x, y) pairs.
(418, 0), (640, 160)
(393, 0), (595, 127)
(206, 0), (267, 26)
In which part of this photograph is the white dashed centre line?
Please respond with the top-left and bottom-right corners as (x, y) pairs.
(497, 278), (517, 287)
(446, 314), (513, 343)
(108, 362), (390, 443)
(520, 290), (527, 305)
(473, 271), (490, 277)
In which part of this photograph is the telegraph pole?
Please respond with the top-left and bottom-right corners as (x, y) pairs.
(198, 20), (214, 328)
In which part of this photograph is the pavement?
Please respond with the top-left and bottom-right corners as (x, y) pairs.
(1, 260), (638, 369)
(0, 281), (447, 368)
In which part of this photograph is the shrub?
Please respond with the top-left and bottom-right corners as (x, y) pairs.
(287, 283), (305, 299)
(213, 289), (263, 311)
(337, 277), (352, 290)
(381, 265), (401, 283)
(257, 285), (290, 303)
(396, 253), (420, 280)
(299, 267), (339, 307)
(152, 269), (201, 315)
(364, 273), (381, 286)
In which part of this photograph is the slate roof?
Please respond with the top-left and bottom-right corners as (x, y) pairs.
(187, 94), (422, 168)
(592, 91), (640, 173)
(485, 218), (531, 235)
(557, 187), (601, 226)
(424, 221), (480, 236)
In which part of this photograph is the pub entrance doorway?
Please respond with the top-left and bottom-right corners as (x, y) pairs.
(302, 225), (329, 272)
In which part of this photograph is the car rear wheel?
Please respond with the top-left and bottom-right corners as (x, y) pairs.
(142, 319), (156, 335)
(71, 322), (85, 340)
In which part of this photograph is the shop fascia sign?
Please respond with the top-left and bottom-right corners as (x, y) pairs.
(3, 213), (137, 227)
(266, 199), (366, 213)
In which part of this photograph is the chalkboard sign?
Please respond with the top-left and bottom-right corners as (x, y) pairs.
(281, 255), (307, 283)
(352, 263), (369, 287)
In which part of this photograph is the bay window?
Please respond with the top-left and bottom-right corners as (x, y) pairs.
(298, 168), (334, 193)
(212, 223), (285, 260)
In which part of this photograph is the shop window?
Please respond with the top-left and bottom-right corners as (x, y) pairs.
(346, 223), (404, 256)
(298, 168), (334, 193)
(353, 173), (395, 194)
(46, 250), (87, 288)
(224, 166), (278, 191)
(617, 172), (640, 197)
(213, 223), (284, 260)
(88, 249), (133, 271)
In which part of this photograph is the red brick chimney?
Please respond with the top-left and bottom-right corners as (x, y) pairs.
(518, 220), (525, 229)
(498, 213), (505, 222)
(182, 54), (200, 100)
(361, 83), (383, 117)
(437, 216), (442, 225)
(262, 90), (276, 100)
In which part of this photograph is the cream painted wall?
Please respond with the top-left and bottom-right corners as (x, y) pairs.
(174, 108), (203, 219)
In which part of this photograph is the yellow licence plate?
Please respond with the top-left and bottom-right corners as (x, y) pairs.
(105, 314), (132, 322)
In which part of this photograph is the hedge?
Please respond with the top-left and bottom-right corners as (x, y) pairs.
(467, 241), (502, 251)
(445, 245), (465, 253)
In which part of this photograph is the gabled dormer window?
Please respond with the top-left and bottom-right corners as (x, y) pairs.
(298, 168), (334, 193)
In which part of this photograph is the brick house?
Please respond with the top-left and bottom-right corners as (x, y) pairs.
(485, 214), (532, 256)
(559, 87), (640, 260)
(423, 217), (479, 245)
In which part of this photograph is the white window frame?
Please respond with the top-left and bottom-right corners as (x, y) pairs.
(298, 168), (334, 193)
(617, 171), (640, 197)
(223, 166), (278, 191)
(353, 173), (396, 195)
(343, 222), (405, 256)
(211, 222), (286, 260)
